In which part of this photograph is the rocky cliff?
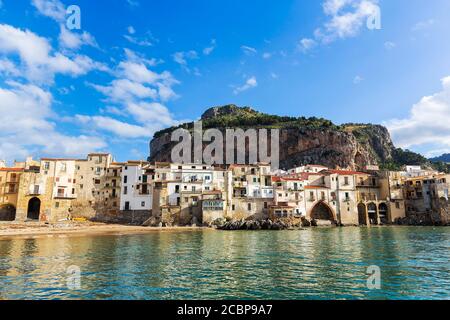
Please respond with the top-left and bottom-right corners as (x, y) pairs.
(149, 105), (431, 170)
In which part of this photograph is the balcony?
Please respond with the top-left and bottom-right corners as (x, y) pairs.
(54, 192), (77, 199)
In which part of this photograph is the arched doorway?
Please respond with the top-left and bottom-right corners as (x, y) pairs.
(367, 202), (378, 225)
(0, 204), (16, 221)
(310, 201), (335, 221)
(27, 197), (41, 220)
(378, 203), (388, 224)
(357, 203), (367, 225)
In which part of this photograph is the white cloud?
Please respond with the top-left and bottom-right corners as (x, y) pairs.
(0, 82), (106, 162)
(412, 19), (435, 32)
(123, 29), (157, 47)
(31, 0), (66, 22)
(0, 24), (104, 83)
(297, 38), (317, 53)
(241, 45), (257, 56)
(262, 52), (272, 59)
(203, 39), (217, 55)
(233, 76), (257, 95)
(75, 115), (154, 138)
(126, 102), (175, 125)
(173, 50), (198, 66)
(83, 49), (181, 138)
(124, 35), (153, 47)
(127, 26), (136, 34)
(59, 25), (98, 50)
(32, 0), (99, 52)
(384, 41), (396, 50)
(0, 58), (20, 77)
(353, 75), (363, 84)
(89, 79), (158, 103)
(385, 77), (450, 153)
(321, 0), (380, 40)
(126, 0), (139, 7)
(298, 0), (380, 51)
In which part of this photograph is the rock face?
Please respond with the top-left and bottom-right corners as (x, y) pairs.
(149, 105), (424, 170)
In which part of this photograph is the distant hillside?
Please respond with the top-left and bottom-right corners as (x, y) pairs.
(430, 153), (450, 163)
(150, 104), (436, 171)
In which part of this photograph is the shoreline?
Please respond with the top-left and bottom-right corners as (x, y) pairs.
(0, 222), (211, 240)
(1, 221), (448, 240)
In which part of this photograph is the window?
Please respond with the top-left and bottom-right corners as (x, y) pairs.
(395, 202), (400, 209)
(55, 202), (60, 208)
(72, 188), (75, 195)
(55, 177), (60, 182)
(60, 162), (67, 172)
(264, 202), (268, 209)
(124, 186), (128, 195)
(124, 176), (128, 184)
(141, 201), (145, 207)
(248, 203), (251, 211)
(44, 162), (50, 170)
(232, 204), (235, 211)
(344, 177), (349, 185)
(94, 179), (100, 185)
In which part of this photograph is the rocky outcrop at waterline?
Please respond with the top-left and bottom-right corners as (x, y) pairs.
(212, 217), (337, 230)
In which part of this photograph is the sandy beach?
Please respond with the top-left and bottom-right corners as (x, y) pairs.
(0, 221), (210, 240)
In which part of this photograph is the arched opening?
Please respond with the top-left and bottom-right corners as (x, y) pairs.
(378, 203), (388, 224)
(0, 204), (16, 221)
(27, 197), (41, 220)
(367, 202), (378, 225)
(310, 201), (334, 221)
(357, 203), (367, 225)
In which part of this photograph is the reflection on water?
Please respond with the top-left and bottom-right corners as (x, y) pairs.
(0, 227), (449, 300)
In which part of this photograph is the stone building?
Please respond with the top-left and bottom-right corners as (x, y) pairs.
(0, 167), (24, 221)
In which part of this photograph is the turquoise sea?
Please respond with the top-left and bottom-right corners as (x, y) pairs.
(0, 227), (449, 300)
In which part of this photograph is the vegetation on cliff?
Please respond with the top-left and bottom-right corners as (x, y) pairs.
(152, 104), (443, 171)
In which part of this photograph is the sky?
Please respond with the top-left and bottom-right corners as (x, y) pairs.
(0, 0), (450, 163)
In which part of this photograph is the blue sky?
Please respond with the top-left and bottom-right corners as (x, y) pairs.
(1, 0), (450, 163)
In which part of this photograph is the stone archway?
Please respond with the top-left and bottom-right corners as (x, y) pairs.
(367, 202), (378, 225)
(27, 197), (41, 220)
(310, 201), (335, 221)
(378, 203), (388, 224)
(0, 204), (16, 221)
(357, 203), (367, 225)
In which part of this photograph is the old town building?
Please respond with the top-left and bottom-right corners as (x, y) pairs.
(1, 153), (449, 226)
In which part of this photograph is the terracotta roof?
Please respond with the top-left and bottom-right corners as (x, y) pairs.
(272, 176), (305, 182)
(324, 169), (368, 175)
(305, 185), (329, 189)
(0, 167), (24, 172)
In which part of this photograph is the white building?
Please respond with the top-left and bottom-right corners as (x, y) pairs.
(120, 161), (152, 211)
